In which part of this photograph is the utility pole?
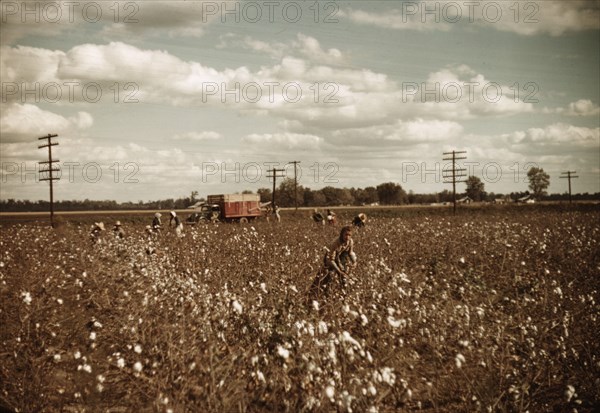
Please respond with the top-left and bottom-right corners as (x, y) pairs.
(289, 161), (301, 211)
(267, 167), (285, 208)
(38, 134), (60, 227)
(560, 171), (579, 204)
(442, 150), (467, 215)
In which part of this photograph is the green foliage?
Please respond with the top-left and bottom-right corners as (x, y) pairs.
(376, 182), (407, 205)
(527, 167), (551, 199)
(465, 176), (485, 202)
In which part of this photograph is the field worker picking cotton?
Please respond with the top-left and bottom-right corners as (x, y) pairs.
(169, 211), (184, 237)
(312, 209), (325, 225)
(353, 213), (367, 228)
(310, 226), (357, 297)
(326, 209), (337, 225)
(113, 221), (125, 239)
(151, 212), (162, 233)
(90, 222), (105, 244)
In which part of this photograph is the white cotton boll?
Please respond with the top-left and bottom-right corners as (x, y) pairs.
(257, 370), (265, 382)
(341, 331), (361, 349)
(117, 358), (125, 368)
(460, 257), (465, 264)
(312, 301), (320, 311)
(565, 385), (576, 402)
(387, 316), (406, 329)
(133, 362), (143, 372)
(277, 346), (290, 360)
(340, 391), (353, 412)
(260, 283), (268, 293)
(318, 321), (328, 334)
(134, 344), (142, 354)
(232, 300), (243, 314)
(89, 332), (96, 341)
(325, 385), (335, 400)
(455, 353), (466, 368)
(22, 292), (32, 305)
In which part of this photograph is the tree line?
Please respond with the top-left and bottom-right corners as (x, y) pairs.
(2, 175), (598, 212)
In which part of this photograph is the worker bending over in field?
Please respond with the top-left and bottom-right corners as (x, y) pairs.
(90, 222), (105, 244)
(309, 226), (357, 297)
(312, 209), (325, 225)
(352, 213), (367, 228)
(170, 211), (184, 237)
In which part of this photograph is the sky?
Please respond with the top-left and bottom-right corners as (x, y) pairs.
(1, 0), (599, 202)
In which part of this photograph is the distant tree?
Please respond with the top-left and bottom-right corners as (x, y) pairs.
(277, 178), (304, 207)
(257, 188), (272, 203)
(527, 167), (550, 199)
(242, 189), (253, 194)
(352, 186), (379, 205)
(438, 189), (453, 203)
(376, 182), (407, 205)
(465, 176), (485, 201)
(303, 187), (325, 206)
(190, 190), (199, 204)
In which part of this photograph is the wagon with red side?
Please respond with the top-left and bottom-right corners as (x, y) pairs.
(205, 194), (265, 223)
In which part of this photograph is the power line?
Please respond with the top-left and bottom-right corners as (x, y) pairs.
(288, 161), (300, 212)
(38, 133), (60, 228)
(266, 167), (285, 208)
(443, 150), (467, 215)
(560, 171), (579, 204)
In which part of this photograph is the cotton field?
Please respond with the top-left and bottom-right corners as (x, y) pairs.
(1, 206), (599, 412)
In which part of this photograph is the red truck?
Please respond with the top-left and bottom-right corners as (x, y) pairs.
(202, 194), (266, 223)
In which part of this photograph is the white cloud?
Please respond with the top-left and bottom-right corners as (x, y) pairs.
(1, 1), (223, 45)
(0, 103), (93, 143)
(343, 1), (600, 36)
(330, 119), (464, 146)
(171, 131), (222, 141)
(502, 123), (599, 148)
(565, 99), (600, 117)
(242, 132), (322, 150)
(294, 34), (343, 64)
(1, 43), (535, 128)
(343, 7), (451, 32)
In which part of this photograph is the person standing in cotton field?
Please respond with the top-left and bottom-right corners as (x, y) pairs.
(169, 211), (184, 237)
(326, 209), (337, 226)
(151, 212), (162, 233)
(113, 221), (125, 239)
(309, 226), (357, 297)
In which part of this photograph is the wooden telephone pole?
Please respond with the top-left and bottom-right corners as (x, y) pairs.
(38, 134), (60, 227)
(289, 161), (300, 211)
(560, 171), (579, 204)
(443, 150), (467, 215)
(267, 167), (285, 207)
